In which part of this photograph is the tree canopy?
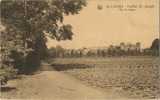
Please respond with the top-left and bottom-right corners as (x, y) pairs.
(0, 0), (86, 73)
(150, 38), (159, 56)
(1, 0), (86, 41)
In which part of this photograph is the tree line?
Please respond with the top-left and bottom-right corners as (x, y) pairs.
(48, 39), (159, 58)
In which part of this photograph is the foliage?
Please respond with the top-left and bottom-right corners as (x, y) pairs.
(1, 0), (86, 41)
(0, 0), (86, 74)
(0, 65), (17, 85)
(150, 38), (159, 56)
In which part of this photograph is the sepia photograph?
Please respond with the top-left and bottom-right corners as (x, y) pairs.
(0, 0), (160, 100)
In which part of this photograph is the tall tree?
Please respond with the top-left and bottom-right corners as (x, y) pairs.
(150, 38), (159, 56)
(0, 0), (86, 73)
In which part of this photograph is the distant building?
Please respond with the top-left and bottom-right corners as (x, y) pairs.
(135, 42), (141, 51)
(119, 42), (141, 52)
(81, 48), (89, 56)
(62, 42), (142, 57)
(120, 42), (126, 51)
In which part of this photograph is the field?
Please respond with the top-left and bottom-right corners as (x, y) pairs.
(50, 57), (160, 99)
(1, 57), (160, 99)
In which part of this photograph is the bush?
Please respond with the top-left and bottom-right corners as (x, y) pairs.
(0, 66), (17, 86)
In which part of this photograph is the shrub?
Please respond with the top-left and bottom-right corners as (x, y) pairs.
(0, 65), (17, 86)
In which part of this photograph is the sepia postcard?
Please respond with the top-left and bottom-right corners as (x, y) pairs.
(0, 0), (160, 100)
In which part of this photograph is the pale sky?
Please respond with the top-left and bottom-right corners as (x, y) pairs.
(47, 0), (159, 49)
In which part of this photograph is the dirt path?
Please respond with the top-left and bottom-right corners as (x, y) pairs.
(1, 70), (109, 100)
(2, 62), (155, 100)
